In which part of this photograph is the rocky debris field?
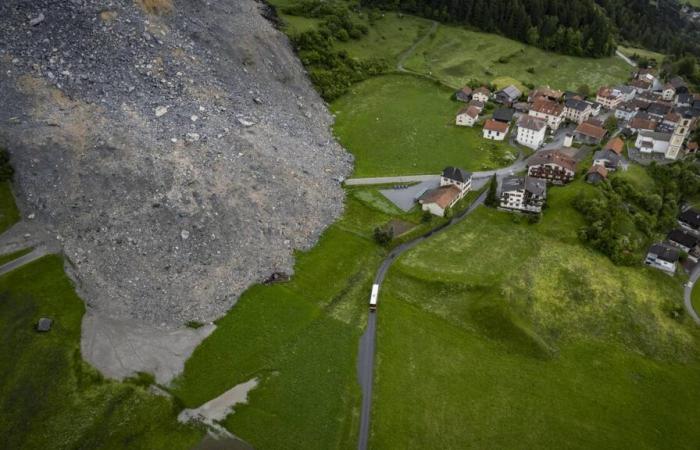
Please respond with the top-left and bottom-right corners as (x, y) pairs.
(0, 0), (352, 377)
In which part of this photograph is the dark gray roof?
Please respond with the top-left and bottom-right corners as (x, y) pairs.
(492, 108), (515, 123)
(565, 99), (589, 111)
(524, 176), (546, 196)
(442, 166), (472, 183)
(667, 229), (697, 248)
(638, 130), (672, 142)
(498, 85), (521, 100)
(37, 318), (53, 332)
(501, 175), (525, 192)
(593, 149), (621, 164)
(680, 209), (700, 228)
(647, 103), (672, 116)
(648, 243), (680, 263)
(669, 76), (687, 90)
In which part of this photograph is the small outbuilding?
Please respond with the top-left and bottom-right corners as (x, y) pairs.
(36, 318), (53, 332)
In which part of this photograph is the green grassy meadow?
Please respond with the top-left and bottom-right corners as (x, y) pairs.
(0, 181), (19, 233)
(693, 284), (700, 317)
(618, 45), (666, 63)
(332, 74), (517, 176)
(371, 180), (700, 448)
(0, 255), (204, 449)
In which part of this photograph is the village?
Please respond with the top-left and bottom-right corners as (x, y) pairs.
(369, 68), (700, 276)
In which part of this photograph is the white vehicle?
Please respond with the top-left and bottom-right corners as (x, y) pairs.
(369, 284), (379, 312)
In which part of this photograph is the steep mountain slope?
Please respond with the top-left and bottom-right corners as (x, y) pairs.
(0, 0), (352, 381)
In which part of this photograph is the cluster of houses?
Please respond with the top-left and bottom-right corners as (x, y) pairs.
(645, 208), (700, 274)
(454, 71), (699, 160)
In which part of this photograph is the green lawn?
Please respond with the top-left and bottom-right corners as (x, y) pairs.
(332, 74), (517, 176)
(618, 45), (665, 63)
(171, 189), (431, 449)
(371, 180), (700, 448)
(403, 22), (631, 90)
(0, 255), (204, 449)
(692, 284), (700, 318)
(0, 181), (19, 234)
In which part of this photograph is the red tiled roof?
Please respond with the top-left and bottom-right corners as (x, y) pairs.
(587, 164), (608, 178)
(419, 185), (461, 209)
(604, 137), (624, 154)
(527, 149), (577, 172)
(531, 98), (564, 116)
(458, 105), (480, 118)
(483, 119), (509, 133)
(575, 121), (607, 140)
(629, 117), (656, 131)
(473, 86), (491, 96)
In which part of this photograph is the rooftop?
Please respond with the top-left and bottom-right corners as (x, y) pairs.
(484, 119), (509, 133)
(442, 166), (472, 183)
(527, 149), (577, 172)
(517, 115), (546, 131)
(419, 185), (461, 209)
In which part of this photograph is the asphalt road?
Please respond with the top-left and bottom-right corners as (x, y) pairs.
(684, 265), (700, 325)
(356, 190), (488, 450)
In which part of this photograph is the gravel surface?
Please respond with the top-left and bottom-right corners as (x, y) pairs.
(0, 0), (352, 379)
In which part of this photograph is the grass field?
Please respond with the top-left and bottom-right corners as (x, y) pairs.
(0, 255), (204, 449)
(693, 284), (700, 318)
(0, 247), (33, 267)
(171, 186), (449, 449)
(618, 45), (666, 63)
(332, 74), (517, 176)
(402, 22), (631, 91)
(370, 180), (700, 448)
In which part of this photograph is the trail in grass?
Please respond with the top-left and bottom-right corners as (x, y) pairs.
(397, 20), (437, 73)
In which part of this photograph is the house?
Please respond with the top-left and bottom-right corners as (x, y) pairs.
(528, 86), (563, 103)
(615, 85), (636, 102)
(516, 115), (547, 149)
(596, 87), (623, 110)
(469, 99), (485, 113)
(676, 93), (694, 108)
(634, 130), (672, 155)
(589, 101), (603, 117)
(679, 208), (700, 230)
(669, 76), (689, 95)
(440, 167), (472, 196)
(661, 83), (676, 101)
(500, 176), (547, 213)
(455, 86), (473, 102)
(483, 119), (509, 141)
(586, 164), (608, 184)
(456, 106), (479, 127)
(604, 137), (625, 155)
(645, 243), (680, 273)
(472, 87), (491, 103)
(563, 98), (593, 124)
(418, 186), (462, 217)
(687, 141), (699, 154)
(574, 119), (607, 145)
(614, 101), (637, 122)
(526, 149), (577, 184)
(36, 318), (53, 332)
(667, 229), (698, 253)
(593, 149), (622, 171)
(495, 85), (522, 105)
(529, 98), (565, 131)
(663, 112), (681, 128)
(646, 102), (673, 120)
(628, 116), (657, 133)
(629, 78), (652, 93)
(492, 108), (515, 124)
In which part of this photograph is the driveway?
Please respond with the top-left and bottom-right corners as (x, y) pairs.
(379, 179), (439, 212)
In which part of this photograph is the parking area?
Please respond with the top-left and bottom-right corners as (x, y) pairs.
(379, 179), (440, 212)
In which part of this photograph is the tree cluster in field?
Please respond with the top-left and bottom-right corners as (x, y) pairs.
(285, 1), (388, 100)
(0, 149), (14, 183)
(359, 0), (615, 57)
(573, 161), (700, 265)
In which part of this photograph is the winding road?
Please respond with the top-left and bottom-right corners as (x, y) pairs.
(684, 266), (700, 325)
(356, 189), (488, 450)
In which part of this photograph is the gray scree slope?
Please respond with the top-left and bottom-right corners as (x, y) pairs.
(0, 0), (352, 382)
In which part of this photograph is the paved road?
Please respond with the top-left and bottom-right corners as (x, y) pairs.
(615, 49), (637, 68)
(0, 246), (50, 277)
(345, 175), (439, 186)
(356, 190), (488, 450)
(683, 266), (700, 325)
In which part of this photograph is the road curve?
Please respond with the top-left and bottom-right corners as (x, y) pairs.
(356, 189), (488, 450)
(683, 265), (700, 325)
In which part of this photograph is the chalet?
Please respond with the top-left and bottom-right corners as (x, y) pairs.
(635, 130), (671, 155)
(440, 167), (472, 196)
(469, 99), (485, 113)
(679, 208), (700, 230)
(455, 86), (473, 102)
(604, 137), (625, 155)
(418, 186), (462, 217)
(516, 115), (547, 149)
(586, 164), (608, 184)
(593, 149), (622, 171)
(528, 86), (563, 103)
(596, 87), (623, 110)
(456, 106), (479, 127)
(667, 229), (698, 253)
(526, 149), (577, 185)
(528, 98), (565, 131)
(661, 83), (676, 101)
(495, 85), (522, 105)
(574, 119), (607, 145)
(500, 176), (547, 214)
(483, 119), (509, 141)
(492, 108), (515, 124)
(563, 98), (593, 124)
(472, 87), (491, 103)
(645, 243), (680, 273)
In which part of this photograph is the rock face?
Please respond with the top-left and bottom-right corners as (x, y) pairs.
(0, 0), (352, 381)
